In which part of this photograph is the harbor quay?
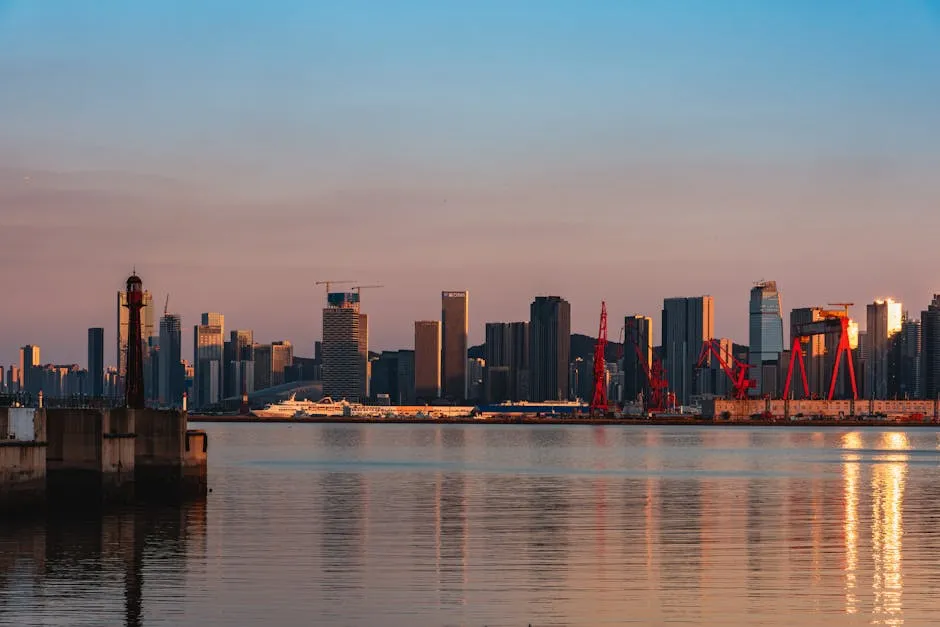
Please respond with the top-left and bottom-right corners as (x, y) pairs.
(1, 406), (207, 514)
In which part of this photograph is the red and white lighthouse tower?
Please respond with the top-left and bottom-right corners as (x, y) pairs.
(124, 273), (145, 409)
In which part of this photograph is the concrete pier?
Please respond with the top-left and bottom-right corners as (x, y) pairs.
(134, 409), (208, 499)
(2, 406), (208, 513)
(45, 408), (136, 505)
(0, 408), (47, 514)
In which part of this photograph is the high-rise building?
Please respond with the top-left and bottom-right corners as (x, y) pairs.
(921, 295), (940, 400)
(414, 320), (442, 401)
(441, 291), (469, 400)
(86, 328), (104, 397)
(748, 281), (784, 396)
(529, 296), (571, 402)
(866, 298), (903, 399)
(896, 315), (921, 399)
(117, 288), (154, 392)
(467, 357), (485, 401)
(8, 366), (20, 394)
(662, 296), (714, 406)
(253, 344), (273, 391)
(322, 292), (368, 400)
(224, 329), (255, 398)
(483, 321), (529, 402)
(159, 313), (184, 407)
(19, 345), (40, 396)
(193, 313), (224, 409)
(370, 350), (415, 405)
(271, 341), (293, 387)
(623, 315), (652, 405)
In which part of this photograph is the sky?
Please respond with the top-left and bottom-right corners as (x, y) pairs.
(2, 0), (940, 367)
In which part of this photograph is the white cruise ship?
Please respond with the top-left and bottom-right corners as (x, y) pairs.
(251, 394), (354, 418)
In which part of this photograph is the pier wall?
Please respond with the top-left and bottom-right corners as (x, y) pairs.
(0, 408), (47, 512)
(2, 407), (208, 513)
(0, 442), (46, 512)
(704, 398), (940, 420)
(133, 409), (207, 498)
(46, 408), (135, 503)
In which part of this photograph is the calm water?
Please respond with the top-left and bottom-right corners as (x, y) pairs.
(3, 424), (940, 626)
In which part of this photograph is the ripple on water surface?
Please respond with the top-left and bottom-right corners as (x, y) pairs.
(2, 424), (940, 626)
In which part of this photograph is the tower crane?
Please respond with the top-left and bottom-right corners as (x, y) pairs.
(590, 302), (609, 416)
(315, 280), (356, 295)
(351, 285), (384, 295)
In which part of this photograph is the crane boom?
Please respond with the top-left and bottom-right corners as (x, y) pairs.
(590, 302), (609, 416)
(696, 339), (755, 400)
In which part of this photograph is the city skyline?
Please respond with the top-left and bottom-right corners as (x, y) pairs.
(3, 2), (940, 365)
(2, 273), (936, 373)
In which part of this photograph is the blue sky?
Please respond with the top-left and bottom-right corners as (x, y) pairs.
(2, 1), (940, 365)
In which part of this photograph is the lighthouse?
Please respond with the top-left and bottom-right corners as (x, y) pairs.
(124, 273), (145, 409)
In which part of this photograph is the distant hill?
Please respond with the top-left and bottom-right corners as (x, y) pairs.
(468, 333), (622, 363)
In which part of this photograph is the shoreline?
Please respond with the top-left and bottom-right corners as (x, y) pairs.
(189, 415), (940, 428)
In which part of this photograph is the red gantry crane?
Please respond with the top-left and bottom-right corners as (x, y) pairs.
(590, 302), (609, 416)
(695, 339), (756, 400)
(783, 303), (858, 401)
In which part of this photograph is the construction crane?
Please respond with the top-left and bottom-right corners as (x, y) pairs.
(315, 280), (356, 294)
(783, 303), (857, 401)
(590, 302), (609, 416)
(616, 326), (625, 362)
(351, 284), (384, 295)
(625, 319), (669, 414)
(695, 339), (756, 400)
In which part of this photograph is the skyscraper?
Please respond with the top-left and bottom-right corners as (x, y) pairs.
(921, 295), (940, 400)
(748, 281), (784, 396)
(87, 327), (104, 397)
(662, 296), (714, 406)
(8, 366), (20, 394)
(117, 288), (154, 392)
(225, 329), (255, 397)
(322, 292), (368, 400)
(866, 298), (903, 399)
(897, 315), (921, 399)
(414, 320), (442, 401)
(253, 344), (273, 391)
(194, 313), (224, 409)
(483, 321), (529, 402)
(441, 291), (469, 400)
(529, 296), (571, 402)
(159, 313), (183, 407)
(19, 344), (40, 396)
(270, 340), (293, 387)
(623, 315), (652, 405)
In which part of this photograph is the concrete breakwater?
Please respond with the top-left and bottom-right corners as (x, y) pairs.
(1, 407), (207, 514)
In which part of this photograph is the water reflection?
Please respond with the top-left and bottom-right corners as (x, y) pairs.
(872, 432), (907, 627)
(841, 431), (862, 615)
(0, 500), (206, 627)
(6, 424), (940, 626)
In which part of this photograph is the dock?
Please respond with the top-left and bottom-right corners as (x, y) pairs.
(1, 406), (207, 514)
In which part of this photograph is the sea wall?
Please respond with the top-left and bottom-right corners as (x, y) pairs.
(703, 398), (940, 420)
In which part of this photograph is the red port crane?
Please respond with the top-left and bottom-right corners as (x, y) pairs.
(590, 302), (609, 416)
(783, 303), (858, 401)
(625, 319), (670, 413)
(695, 339), (756, 400)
